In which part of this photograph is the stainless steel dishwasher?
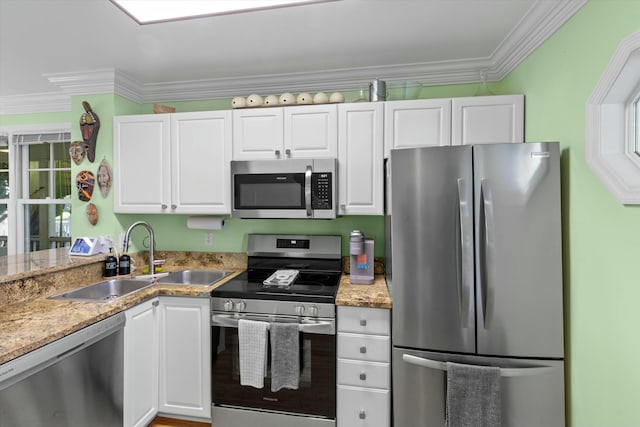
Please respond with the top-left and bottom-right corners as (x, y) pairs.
(0, 313), (125, 427)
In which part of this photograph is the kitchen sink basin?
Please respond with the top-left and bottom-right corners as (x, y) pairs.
(49, 278), (154, 302)
(156, 269), (232, 286)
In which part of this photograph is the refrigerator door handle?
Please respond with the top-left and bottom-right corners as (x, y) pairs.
(402, 354), (553, 378)
(478, 178), (495, 330)
(456, 178), (471, 328)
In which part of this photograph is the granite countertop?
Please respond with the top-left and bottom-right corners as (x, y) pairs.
(0, 250), (390, 366)
(336, 274), (391, 309)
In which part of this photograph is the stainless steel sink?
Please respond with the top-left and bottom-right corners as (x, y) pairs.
(49, 278), (154, 302)
(156, 269), (232, 286)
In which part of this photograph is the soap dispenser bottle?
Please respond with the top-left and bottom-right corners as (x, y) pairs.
(104, 248), (117, 277)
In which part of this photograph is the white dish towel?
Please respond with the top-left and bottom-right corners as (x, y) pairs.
(238, 319), (269, 389)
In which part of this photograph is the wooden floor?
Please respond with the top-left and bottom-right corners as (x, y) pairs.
(148, 416), (210, 427)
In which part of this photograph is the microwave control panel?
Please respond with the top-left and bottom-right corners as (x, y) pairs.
(312, 173), (333, 209)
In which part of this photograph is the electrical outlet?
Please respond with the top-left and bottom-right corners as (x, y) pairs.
(204, 232), (214, 246)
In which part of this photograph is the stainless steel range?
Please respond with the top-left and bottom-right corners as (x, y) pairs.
(210, 234), (341, 427)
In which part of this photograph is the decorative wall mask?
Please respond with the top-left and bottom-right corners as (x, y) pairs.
(97, 158), (112, 198)
(86, 203), (98, 226)
(80, 101), (100, 162)
(69, 141), (85, 165)
(76, 170), (95, 201)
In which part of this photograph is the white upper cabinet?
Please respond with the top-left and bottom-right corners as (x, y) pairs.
(451, 94), (524, 145)
(232, 104), (337, 160)
(170, 112), (232, 213)
(114, 114), (171, 214)
(338, 103), (384, 215)
(384, 99), (452, 157)
(284, 104), (338, 158)
(232, 107), (284, 159)
(114, 110), (232, 214)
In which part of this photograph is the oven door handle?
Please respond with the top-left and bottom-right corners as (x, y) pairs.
(211, 313), (335, 335)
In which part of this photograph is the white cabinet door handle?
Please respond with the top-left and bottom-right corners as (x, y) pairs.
(359, 410), (366, 419)
(359, 346), (367, 354)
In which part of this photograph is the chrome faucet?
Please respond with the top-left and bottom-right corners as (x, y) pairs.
(122, 221), (159, 275)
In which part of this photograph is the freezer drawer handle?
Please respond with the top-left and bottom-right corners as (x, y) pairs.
(402, 354), (553, 378)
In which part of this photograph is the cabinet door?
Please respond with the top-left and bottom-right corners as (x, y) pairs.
(232, 108), (284, 159)
(384, 99), (452, 157)
(338, 103), (384, 215)
(451, 94), (524, 145)
(284, 104), (338, 158)
(124, 298), (159, 427)
(171, 111), (232, 214)
(113, 114), (171, 213)
(158, 297), (211, 420)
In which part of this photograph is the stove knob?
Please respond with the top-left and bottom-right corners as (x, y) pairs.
(236, 300), (247, 312)
(308, 305), (318, 317)
(223, 300), (234, 312)
(295, 305), (305, 316)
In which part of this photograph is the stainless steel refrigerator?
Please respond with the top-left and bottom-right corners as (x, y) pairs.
(386, 142), (565, 427)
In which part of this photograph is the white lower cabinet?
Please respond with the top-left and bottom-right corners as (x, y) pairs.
(158, 296), (211, 420)
(124, 298), (160, 427)
(124, 296), (211, 425)
(337, 306), (390, 427)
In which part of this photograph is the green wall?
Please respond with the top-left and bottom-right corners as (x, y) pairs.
(499, 2), (640, 426)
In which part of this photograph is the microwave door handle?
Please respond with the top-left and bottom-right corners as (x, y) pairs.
(305, 165), (312, 218)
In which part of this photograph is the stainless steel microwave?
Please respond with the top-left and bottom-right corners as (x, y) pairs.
(231, 158), (337, 219)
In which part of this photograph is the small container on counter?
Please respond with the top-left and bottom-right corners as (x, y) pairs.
(104, 249), (117, 277)
(118, 253), (131, 275)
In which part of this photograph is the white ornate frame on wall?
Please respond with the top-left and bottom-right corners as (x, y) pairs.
(586, 30), (640, 204)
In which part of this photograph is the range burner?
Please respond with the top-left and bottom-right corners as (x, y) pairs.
(212, 268), (341, 304)
(211, 234), (342, 305)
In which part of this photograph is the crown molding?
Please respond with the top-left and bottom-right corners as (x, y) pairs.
(1, 0), (586, 114)
(490, 0), (587, 80)
(44, 69), (145, 103)
(0, 92), (71, 115)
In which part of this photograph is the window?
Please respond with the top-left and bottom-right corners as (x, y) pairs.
(0, 125), (72, 255)
(0, 135), (9, 256)
(586, 30), (640, 204)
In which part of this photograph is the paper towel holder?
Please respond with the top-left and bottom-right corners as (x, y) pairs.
(186, 216), (226, 230)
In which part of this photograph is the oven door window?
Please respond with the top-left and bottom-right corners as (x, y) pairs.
(211, 325), (336, 418)
(234, 173), (305, 210)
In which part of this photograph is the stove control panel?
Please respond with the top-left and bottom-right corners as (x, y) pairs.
(211, 298), (335, 319)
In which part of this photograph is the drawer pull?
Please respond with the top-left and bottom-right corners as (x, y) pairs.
(360, 319), (367, 326)
(359, 372), (367, 381)
(359, 410), (366, 420)
(359, 346), (367, 354)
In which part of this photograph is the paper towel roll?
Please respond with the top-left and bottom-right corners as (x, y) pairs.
(186, 216), (226, 230)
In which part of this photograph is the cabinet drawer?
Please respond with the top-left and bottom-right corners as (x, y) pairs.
(338, 333), (390, 362)
(338, 306), (390, 335)
(337, 386), (389, 427)
(337, 359), (390, 389)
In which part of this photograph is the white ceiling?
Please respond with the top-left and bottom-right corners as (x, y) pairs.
(0, 0), (585, 113)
